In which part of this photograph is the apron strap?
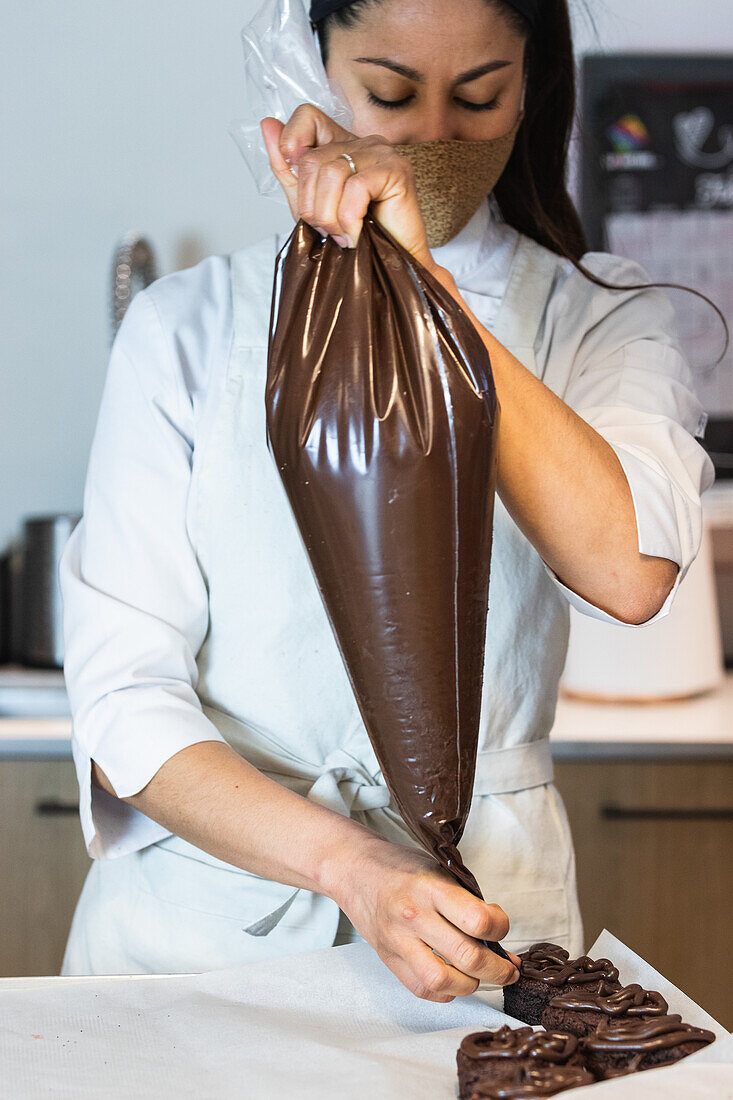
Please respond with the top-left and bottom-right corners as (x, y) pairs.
(474, 739), (554, 795)
(241, 740), (554, 936)
(491, 234), (561, 365)
(230, 232), (286, 349)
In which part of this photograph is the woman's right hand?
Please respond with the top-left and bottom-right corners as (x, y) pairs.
(326, 833), (521, 1002)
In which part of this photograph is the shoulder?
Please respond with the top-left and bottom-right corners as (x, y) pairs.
(141, 253), (233, 398)
(543, 246), (676, 331)
(527, 241), (683, 362)
(119, 232), (282, 398)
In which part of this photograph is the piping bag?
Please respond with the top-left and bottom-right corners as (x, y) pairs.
(265, 214), (510, 963)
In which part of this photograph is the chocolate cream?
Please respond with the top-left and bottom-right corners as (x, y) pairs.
(522, 947), (619, 987)
(548, 982), (668, 1017)
(582, 1013), (715, 1053)
(469, 1063), (595, 1098)
(461, 1026), (578, 1064)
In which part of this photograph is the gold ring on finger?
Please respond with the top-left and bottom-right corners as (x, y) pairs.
(337, 151), (357, 175)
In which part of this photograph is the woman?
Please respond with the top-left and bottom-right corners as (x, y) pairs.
(60, 0), (712, 1000)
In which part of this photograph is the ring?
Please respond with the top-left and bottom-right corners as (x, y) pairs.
(337, 151), (357, 175)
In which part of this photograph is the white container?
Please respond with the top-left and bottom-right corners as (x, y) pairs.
(561, 523), (724, 703)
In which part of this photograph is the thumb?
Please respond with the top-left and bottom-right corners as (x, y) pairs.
(260, 117), (299, 213)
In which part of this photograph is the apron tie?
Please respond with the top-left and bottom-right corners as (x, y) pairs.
(242, 747), (391, 936)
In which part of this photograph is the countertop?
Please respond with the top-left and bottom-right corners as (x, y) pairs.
(1, 665), (732, 759)
(550, 674), (733, 758)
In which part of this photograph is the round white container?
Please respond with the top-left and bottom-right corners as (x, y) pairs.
(561, 522), (724, 703)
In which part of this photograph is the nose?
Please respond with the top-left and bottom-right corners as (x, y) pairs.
(405, 103), (461, 143)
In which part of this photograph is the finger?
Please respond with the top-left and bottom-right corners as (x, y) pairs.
(378, 947), (456, 1004)
(279, 102), (349, 167)
(338, 174), (374, 247)
(260, 117), (299, 215)
(403, 937), (481, 1000)
(301, 146), (376, 245)
(432, 879), (512, 946)
(309, 159), (356, 245)
(422, 912), (519, 986)
(294, 142), (363, 231)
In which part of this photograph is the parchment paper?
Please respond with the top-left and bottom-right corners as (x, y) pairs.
(1, 930), (729, 1098)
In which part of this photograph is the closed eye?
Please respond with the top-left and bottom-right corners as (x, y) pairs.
(366, 91), (500, 112)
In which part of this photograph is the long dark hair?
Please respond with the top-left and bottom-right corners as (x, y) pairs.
(314, 0), (728, 359)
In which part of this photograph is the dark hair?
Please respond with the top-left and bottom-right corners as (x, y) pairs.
(314, 0), (728, 363)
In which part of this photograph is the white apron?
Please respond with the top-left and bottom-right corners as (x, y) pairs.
(62, 229), (584, 976)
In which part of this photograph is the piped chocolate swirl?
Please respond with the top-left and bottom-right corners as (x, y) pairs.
(469, 1062), (596, 1098)
(547, 982), (668, 1017)
(541, 981), (670, 1039)
(460, 1026), (579, 1063)
(584, 1014), (715, 1053)
(504, 943), (621, 1026)
(457, 1025), (585, 1099)
(523, 953), (619, 988)
(581, 1013), (716, 1077)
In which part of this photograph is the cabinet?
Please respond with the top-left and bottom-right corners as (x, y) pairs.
(0, 758), (90, 976)
(554, 759), (733, 1029)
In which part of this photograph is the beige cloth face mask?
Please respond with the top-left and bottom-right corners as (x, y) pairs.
(392, 114), (523, 248)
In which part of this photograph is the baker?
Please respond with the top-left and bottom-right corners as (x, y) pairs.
(59, 0), (713, 1000)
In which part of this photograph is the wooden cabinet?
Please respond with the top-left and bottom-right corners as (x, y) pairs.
(0, 758), (90, 976)
(554, 759), (733, 1030)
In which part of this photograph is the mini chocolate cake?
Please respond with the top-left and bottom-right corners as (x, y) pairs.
(467, 1062), (596, 1098)
(503, 943), (621, 1025)
(580, 1013), (716, 1078)
(540, 980), (669, 1038)
(457, 1025), (584, 1100)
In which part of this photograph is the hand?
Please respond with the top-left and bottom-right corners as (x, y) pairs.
(260, 103), (435, 272)
(325, 832), (521, 1002)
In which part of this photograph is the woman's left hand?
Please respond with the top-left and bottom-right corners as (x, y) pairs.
(260, 104), (435, 271)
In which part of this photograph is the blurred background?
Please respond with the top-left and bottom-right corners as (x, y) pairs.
(0, 0), (731, 1024)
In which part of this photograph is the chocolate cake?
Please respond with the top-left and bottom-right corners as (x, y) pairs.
(503, 943), (621, 1025)
(467, 1062), (596, 1098)
(460, 940), (719, 1097)
(457, 1025), (583, 1099)
(540, 980), (669, 1038)
(580, 1013), (716, 1078)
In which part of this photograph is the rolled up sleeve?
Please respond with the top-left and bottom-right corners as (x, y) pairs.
(539, 253), (715, 626)
(60, 287), (227, 860)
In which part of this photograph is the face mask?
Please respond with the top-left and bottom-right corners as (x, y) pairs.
(392, 114), (523, 248)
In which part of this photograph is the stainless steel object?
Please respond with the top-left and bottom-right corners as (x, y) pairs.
(110, 232), (158, 340)
(20, 514), (81, 669)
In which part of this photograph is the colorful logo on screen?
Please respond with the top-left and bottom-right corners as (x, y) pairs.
(604, 115), (658, 171)
(607, 114), (650, 152)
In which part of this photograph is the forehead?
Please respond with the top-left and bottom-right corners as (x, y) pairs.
(328, 0), (526, 70)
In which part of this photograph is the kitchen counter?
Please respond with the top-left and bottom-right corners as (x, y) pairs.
(550, 673), (733, 759)
(1, 665), (733, 758)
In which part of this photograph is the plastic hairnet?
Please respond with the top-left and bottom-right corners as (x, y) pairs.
(229, 0), (355, 201)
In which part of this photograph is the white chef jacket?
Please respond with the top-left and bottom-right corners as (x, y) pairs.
(59, 197), (714, 866)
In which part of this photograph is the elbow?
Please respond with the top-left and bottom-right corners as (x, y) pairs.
(612, 558), (679, 625)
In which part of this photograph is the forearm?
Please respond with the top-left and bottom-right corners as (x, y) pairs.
(429, 263), (678, 624)
(91, 741), (381, 899)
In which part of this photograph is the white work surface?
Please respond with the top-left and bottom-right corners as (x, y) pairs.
(2, 932), (729, 1098)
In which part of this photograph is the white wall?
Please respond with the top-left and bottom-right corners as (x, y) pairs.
(1, 0), (285, 550)
(571, 0), (732, 54)
(1, 1), (732, 549)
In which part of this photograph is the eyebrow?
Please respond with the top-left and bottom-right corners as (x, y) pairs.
(352, 57), (512, 84)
